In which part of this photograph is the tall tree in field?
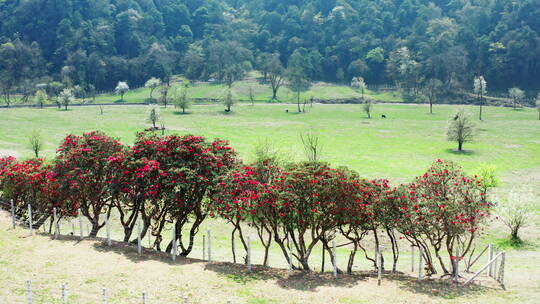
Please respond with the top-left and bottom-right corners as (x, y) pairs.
(223, 89), (234, 112)
(28, 130), (43, 158)
(115, 81), (129, 102)
(351, 77), (367, 100)
(58, 88), (74, 110)
(424, 78), (442, 114)
(174, 86), (191, 114)
(363, 100), (372, 119)
(287, 49), (312, 112)
(34, 89), (48, 109)
(146, 104), (161, 128)
(145, 77), (161, 100)
(159, 83), (170, 108)
(447, 109), (475, 151)
(265, 53), (285, 100)
(508, 87), (525, 109)
(474, 76), (487, 120)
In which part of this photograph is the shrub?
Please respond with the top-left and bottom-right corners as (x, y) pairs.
(395, 160), (493, 276)
(133, 132), (238, 255)
(53, 131), (125, 236)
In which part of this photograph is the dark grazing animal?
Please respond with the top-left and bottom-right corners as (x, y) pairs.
(381, 114), (387, 118)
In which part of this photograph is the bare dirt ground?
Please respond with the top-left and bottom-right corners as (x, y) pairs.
(1, 211), (539, 304)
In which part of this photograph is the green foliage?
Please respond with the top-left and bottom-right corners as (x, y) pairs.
(446, 109), (475, 151)
(223, 89), (234, 112)
(475, 164), (501, 190)
(174, 86), (191, 114)
(0, 0), (539, 94)
(146, 104), (161, 128)
(34, 89), (48, 108)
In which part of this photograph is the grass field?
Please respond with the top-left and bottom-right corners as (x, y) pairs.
(0, 103), (539, 303)
(0, 103), (538, 181)
(89, 78), (394, 104)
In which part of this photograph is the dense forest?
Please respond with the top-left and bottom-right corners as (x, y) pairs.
(1, 0), (539, 99)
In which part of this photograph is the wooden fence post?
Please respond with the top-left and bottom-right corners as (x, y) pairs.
(247, 234), (252, 272)
(27, 280), (33, 304)
(102, 287), (108, 304)
(488, 244), (493, 277)
(105, 216), (111, 246)
(464, 251), (504, 286)
(332, 240), (337, 278)
(411, 245), (415, 273)
(454, 247), (460, 282)
(377, 248), (382, 286)
(493, 249), (499, 277)
(137, 220), (142, 256)
(203, 235), (206, 261)
(71, 222), (75, 236)
(172, 225), (177, 262)
(418, 247), (423, 281)
(78, 209), (83, 240)
(10, 199), (16, 229)
(53, 208), (59, 240)
(207, 229), (212, 263)
(28, 204), (33, 236)
(61, 283), (68, 304)
(288, 238), (293, 271)
(498, 252), (506, 289)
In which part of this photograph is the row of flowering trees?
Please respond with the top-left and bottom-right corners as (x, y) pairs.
(0, 131), (493, 277)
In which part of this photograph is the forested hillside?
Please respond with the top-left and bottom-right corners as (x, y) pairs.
(1, 0), (539, 95)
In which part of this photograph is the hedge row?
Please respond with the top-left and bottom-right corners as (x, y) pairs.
(0, 131), (493, 275)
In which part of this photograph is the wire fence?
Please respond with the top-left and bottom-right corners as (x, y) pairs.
(0, 199), (506, 303)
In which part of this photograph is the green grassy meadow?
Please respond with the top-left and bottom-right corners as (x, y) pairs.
(1, 102), (539, 303)
(1, 103), (538, 182)
(87, 75), (400, 104)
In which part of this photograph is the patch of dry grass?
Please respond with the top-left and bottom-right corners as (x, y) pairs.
(1, 210), (539, 304)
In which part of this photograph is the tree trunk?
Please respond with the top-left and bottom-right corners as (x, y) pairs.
(479, 97), (483, 121)
(458, 141), (463, 151)
(297, 92), (301, 112)
(430, 101), (433, 114)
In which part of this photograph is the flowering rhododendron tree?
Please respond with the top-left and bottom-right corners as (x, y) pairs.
(134, 132), (238, 255)
(396, 160), (492, 276)
(210, 163), (281, 266)
(336, 178), (403, 273)
(54, 131), (125, 237)
(108, 149), (168, 243)
(0, 158), (60, 229)
(268, 162), (357, 271)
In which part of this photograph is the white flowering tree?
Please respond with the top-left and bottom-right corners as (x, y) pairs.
(508, 87), (525, 109)
(115, 81), (129, 102)
(145, 77), (161, 100)
(351, 76), (367, 99)
(473, 76), (487, 120)
(59, 88), (74, 110)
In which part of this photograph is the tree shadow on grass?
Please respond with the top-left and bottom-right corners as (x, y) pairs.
(205, 262), (368, 291)
(172, 111), (191, 115)
(393, 275), (495, 300)
(444, 148), (476, 156)
(90, 240), (201, 266)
